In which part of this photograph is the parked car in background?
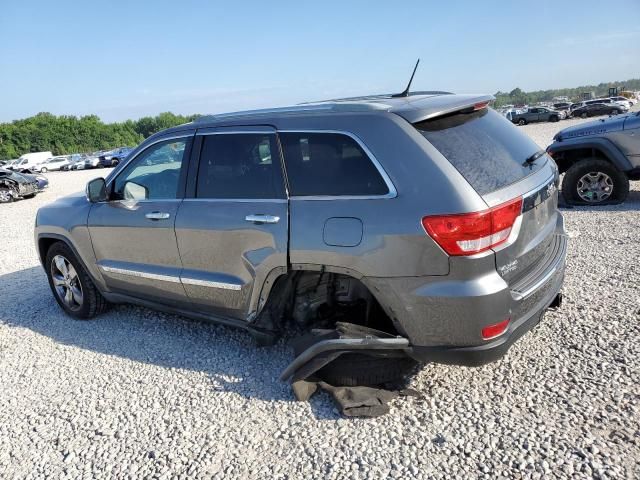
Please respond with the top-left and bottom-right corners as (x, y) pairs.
(73, 151), (104, 170)
(552, 102), (572, 115)
(584, 98), (630, 112)
(570, 103), (626, 118)
(510, 107), (563, 125)
(98, 147), (134, 168)
(39, 156), (71, 172)
(1, 159), (19, 169)
(503, 109), (525, 122)
(0, 168), (41, 202)
(13, 151), (53, 172)
(608, 96), (632, 109)
(35, 92), (566, 385)
(61, 154), (87, 171)
(547, 110), (640, 205)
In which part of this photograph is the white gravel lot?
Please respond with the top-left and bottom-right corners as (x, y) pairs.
(1, 116), (639, 479)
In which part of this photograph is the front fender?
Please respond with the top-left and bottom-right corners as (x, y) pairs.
(546, 137), (631, 172)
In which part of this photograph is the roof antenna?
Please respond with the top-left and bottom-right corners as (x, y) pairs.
(392, 59), (420, 98)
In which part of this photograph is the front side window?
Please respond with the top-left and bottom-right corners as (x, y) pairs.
(279, 132), (389, 196)
(112, 138), (189, 200)
(196, 133), (285, 199)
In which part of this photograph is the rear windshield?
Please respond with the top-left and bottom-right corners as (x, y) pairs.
(414, 108), (545, 195)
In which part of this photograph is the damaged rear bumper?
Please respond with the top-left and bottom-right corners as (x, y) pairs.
(408, 288), (563, 367)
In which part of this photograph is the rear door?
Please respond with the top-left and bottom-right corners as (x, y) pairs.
(414, 107), (560, 287)
(174, 127), (288, 320)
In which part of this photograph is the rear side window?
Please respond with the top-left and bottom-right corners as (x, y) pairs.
(279, 132), (389, 196)
(414, 108), (545, 195)
(196, 134), (285, 199)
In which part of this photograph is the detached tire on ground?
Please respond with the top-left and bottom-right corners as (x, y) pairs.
(45, 242), (109, 319)
(561, 158), (629, 205)
(315, 353), (418, 387)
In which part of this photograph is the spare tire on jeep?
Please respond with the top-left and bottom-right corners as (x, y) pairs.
(561, 158), (629, 205)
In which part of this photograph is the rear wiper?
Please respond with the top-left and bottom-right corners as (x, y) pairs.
(523, 150), (545, 166)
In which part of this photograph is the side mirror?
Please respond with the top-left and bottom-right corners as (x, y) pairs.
(86, 177), (107, 203)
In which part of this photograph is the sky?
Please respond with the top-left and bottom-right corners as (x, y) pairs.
(1, 0), (639, 123)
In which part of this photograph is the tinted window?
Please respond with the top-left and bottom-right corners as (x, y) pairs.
(279, 132), (389, 196)
(196, 134), (285, 199)
(113, 138), (188, 200)
(415, 108), (545, 195)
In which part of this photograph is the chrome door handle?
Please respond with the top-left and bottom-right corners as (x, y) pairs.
(245, 214), (280, 224)
(145, 211), (171, 220)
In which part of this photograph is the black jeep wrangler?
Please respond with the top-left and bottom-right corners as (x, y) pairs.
(547, 111), (640, 205)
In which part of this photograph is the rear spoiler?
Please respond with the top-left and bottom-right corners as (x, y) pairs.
(389, 94), (496, 123)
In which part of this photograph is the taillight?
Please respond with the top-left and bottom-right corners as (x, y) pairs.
(481, 318), (510, 340)
(422, 197), (523, 256)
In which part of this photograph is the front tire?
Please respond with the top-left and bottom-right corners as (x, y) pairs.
(0, 188), (14, 203)
(40, 167), (47, 173)
(580, 112), (588, 118)
(550, 115), (559, 122)
(518, 118), (526, 126)
(45, 242), (108, 319)
(561, 158), (629, 205)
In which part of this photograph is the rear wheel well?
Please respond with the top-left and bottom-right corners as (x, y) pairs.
(553, 147), (617, 174)
(252, 270), (401, 339)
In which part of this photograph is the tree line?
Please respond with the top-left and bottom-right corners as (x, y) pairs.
(0, 112), (199, 160)
(493, 78), (640, 107)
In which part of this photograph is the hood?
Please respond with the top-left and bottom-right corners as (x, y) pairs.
(47, 191), (87, 207)
(0, 168), (36, 184)
(553, 114), (630, 142)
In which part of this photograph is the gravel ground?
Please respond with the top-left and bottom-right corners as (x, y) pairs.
(1, 117), (639, 479)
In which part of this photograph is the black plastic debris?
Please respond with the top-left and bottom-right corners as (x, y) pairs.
(283, 323), (421, 418)
(293, 380), (420, 417)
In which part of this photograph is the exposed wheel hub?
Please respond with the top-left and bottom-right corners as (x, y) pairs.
(576, 171), (613, 203)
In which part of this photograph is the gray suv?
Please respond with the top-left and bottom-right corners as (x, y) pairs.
(35, 93), (567, 383)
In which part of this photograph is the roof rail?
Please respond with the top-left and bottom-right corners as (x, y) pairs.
(194, 102), (391, 123)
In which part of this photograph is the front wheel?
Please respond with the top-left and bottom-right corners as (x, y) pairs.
(550, 115), (559, 122)
(0, 188), (14, 203)
(562, 158), (629, 205)
(40, 167), (47, 173)
(610, 109), (619, 115)
(580, 112), (588, 118)
(518, 119), (526, 126)
(45, 242), (109, 319)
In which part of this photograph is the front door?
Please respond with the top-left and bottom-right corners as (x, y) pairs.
(88, 134), (193, 305)
(174, 127), (288, 320)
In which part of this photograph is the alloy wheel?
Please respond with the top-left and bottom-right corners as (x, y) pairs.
(51, 255), (84, 311)
(576, 171), (614, 203)
(0, 189), (12, 203)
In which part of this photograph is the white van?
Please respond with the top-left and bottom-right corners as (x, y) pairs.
(15, 151), (53, 172)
